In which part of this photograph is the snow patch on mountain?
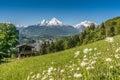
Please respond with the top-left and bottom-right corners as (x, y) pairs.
(38, 19), (48, 26)
(75, 20), (97, 29)
(74, 20), (97, 32)
(48, 18), (63, 26)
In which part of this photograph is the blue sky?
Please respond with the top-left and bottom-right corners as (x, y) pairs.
(0, 0), (120, 26)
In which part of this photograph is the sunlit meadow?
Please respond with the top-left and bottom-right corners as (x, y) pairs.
(0, 36), (120, 80)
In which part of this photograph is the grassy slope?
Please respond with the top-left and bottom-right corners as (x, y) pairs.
(0, 36), (120, 80)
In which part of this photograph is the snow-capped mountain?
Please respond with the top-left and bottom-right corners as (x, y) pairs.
(48, 18), (63, 26)
(38, 19), (48, 26)
(37, 18), (63, 26)
(75, 20), (96, 29)
(74, 20), (97, 32)
(21, 18), (79, 37)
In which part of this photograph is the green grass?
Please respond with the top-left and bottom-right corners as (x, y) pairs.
(0, 36), (120, 80)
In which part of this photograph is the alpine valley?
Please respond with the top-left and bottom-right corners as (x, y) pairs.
(17, 18), (96, 39)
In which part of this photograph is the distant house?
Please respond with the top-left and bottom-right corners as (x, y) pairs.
(16, 43), (35, 58)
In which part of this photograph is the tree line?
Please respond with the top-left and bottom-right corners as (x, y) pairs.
(39, 17), (120, 55)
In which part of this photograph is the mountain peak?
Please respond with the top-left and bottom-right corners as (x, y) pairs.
(48, 18), (63, 26)
(38, 19), (48, 26)
(75, 20), (97, 29)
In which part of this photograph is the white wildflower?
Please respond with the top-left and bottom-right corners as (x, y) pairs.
(77, 67), (80, 71)
(27, 75), (30, 80)
(70, 68), (74, 71)
(105, 58), (112, 62)
(86, 66), (94, 70)
(49, 78), (54, 80)
(89, 48), (92, 52)
(109, 66), (113, 69)
(91, 60), (96, 65)
(31, 75), (36, 79)
(115, 54), (120, 59)
(105, 37), (113, 43)
(36, 73), (41, 79)
(91, 66), (94, 69)
(94, 48), (97, 51)
(80, 61), (88, 67)
(41, 75), (47, 80)
(83, 48), (89, 54)
(86, 66), (91, 70)
(53, 68), (56, 71)
(74, 73), (82, 78)
(84, 55), (87, 58)
(60, 69), (65, 73)
(48, 67), (54, 74)
(74, 51), (80, 58)
(115, 47), (120, 53)
(42, 70), (46, 75)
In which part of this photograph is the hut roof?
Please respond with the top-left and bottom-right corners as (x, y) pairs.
(16, 43), (34, 48)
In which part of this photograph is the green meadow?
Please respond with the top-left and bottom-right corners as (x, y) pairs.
(0, 35), (120, 80)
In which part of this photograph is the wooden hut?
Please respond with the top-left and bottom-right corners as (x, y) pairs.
(17, 43), (35, 58)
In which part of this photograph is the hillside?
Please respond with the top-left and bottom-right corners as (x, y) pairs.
(0, 35), (120, 80)
(22, 25), (79, 37)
